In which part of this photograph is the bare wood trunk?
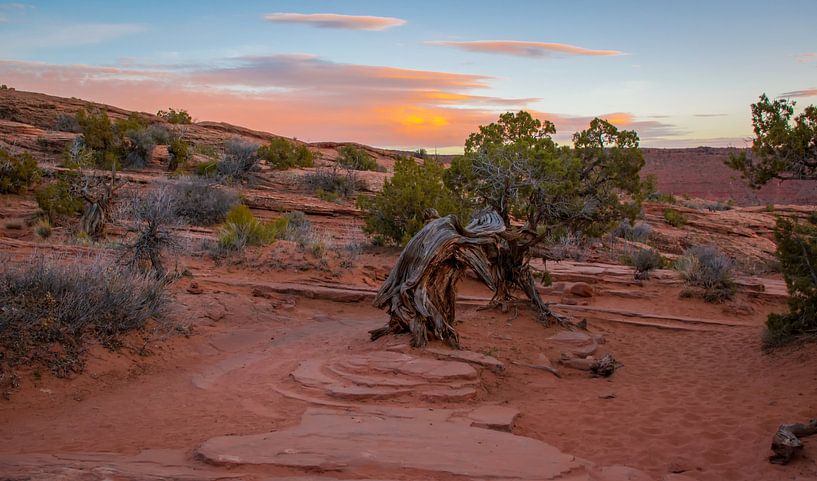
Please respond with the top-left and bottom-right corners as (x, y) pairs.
(770, 419), (817, 464)
(371, 210), (570, 348)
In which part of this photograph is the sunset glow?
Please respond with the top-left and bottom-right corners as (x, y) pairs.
(0, 0), (815, 151)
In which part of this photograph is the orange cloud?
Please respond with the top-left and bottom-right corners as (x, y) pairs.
(0, 56), (676, 148)
(264, 13), (405, 31)
(427, 40), (623, 58)
(780, 88), (817, 98)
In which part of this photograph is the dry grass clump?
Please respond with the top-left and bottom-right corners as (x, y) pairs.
(627, 247), (664, 280)
(217, 205), (288, 251)
(612, 219), (652, 242)
(0, 255), (168, 395)
(301, 165), (364, 201)
(675, 245), (736, 302)
(166, 176), (238, 225)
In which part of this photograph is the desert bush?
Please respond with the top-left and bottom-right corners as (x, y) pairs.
(281, 210), (312, 244)
(167, 137), (190, 171)
(75, 109), (118, 167)
(195, 159), (219, 177)
(358, 156), (464, 245)
(337, 145), (382, 171)
(675, 245), (736, 302)
(258, 138), (314, 170)
(648, 191), (676, 204)
(216, 138), (261, 181)
(763, 215), (817, 348)
(167, 176), (238, 225)
(53, 113), (81, 133)
(157, 108), (192, 124)
(0, 148), (41, 194)
(217, 205), (288, 251)
(145, 124), (171, 145)
(119, 185), (181, 277)
(302, 165), (364, 200)
(35, 179), (83, 222)
(122, 127), (156, 168)
(0, 255), (168, 388)
(34, 219), (52, 239)
(628, 247), (664, 280)
(546, 232), (591, 262)
(663, 208), (687, 227)
(612, 219), (652, 242)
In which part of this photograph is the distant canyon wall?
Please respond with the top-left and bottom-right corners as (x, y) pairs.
(642, 147), (817, 206)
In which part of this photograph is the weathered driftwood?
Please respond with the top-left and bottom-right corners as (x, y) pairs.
(371, 210), (569, 348)
(770, 419), (817, 464)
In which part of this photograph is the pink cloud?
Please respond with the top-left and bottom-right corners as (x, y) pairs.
(264, 13), (405, 31)
(0, 57), (677, 148)
(427, 40), (623, 58)
(780, 88), (817, 98)
(795, 53), (817, 63)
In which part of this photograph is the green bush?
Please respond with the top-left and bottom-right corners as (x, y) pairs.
(34, 179), (83, 222)
(157, 108), (192, 124)
(337, 145), (381, 171)
(167, 137), (190, 171)
(358, 156), (466, 245)
(663, 208), (687, 227)
(258, 138), (314, 170)
(217, 205), (288, 250)
(764, 215), (817, 348)
(0, 148), (41, 193)
(675, 245), (736, 302)
(302, 165), (363, 199)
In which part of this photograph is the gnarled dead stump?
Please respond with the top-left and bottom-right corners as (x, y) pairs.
(770, 419), (817, 464)
(371, 210), (570, 348)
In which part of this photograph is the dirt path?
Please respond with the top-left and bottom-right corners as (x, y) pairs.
(0, 262), (815, 480)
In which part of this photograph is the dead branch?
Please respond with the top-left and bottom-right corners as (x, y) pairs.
(770, 419), (817, 465)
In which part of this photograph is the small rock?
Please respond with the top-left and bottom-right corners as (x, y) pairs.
(599, 392), (616, 399)
(569, 282), (594, 298)
(187, 282), (203, 295)
(468, 405), (520, 432)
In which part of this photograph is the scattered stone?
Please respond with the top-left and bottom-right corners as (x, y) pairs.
(467, 405), (520, 432)
(426, 347), (505, 373)
(196, 407), (583, 480)
(187, 282), (203, 295)
(570, 282), (594, 298)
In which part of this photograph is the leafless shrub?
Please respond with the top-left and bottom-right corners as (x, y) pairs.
(217, 138), (261, 181)
(0, 254), (168, 391)
(301, 165), (364, 200)
(546, 232), (590, 262)
(167, 176), (238, 225)
(119, 185), (181, 277)
(54, 113), (81, 133)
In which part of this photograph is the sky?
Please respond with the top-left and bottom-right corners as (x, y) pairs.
(0, 0), (815, 152)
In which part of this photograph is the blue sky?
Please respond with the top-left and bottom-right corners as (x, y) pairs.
(0, 0), (815, 151)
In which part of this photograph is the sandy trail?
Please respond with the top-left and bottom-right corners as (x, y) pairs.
(0, 254), (815, 480)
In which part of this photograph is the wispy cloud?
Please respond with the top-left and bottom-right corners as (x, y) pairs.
(264, 12), (405, 31)
(779, 88), (817, 98)
(0, 23), (145, 54)
(795, 52), (817, 63)
(693, 113), (727, 117)
(0, 56), (676, 148)
(427, 40), (623, 58)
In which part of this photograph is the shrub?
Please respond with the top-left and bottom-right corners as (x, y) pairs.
(53, 113), (81, 133)
(612, 219), (651, 242)
(34, 219), (52, 239)
(167, 176), (238, 225)
(75, 109), (119, 167)
(763, 215), (817, 348)
(167, 137), (190, 171)
(119, 186), (180, 277)
(547, 232), (590, 262)
(258, 138), (314, 170)
(648, 192), (676, 204)
(337, 145), (381, 171)
(0, 255), (168, 389)
(302, 165), (363, 199)
(0, 148), (41, 194)
(358, 156), (465, 245)
(145, 124), (171, 145)
(122, 127), (156, 168)
(195, 159), (219, 177)
(663, 208), (687, 227)
(217, 138), (260, 181)
(628, 248), (664, 280)
(675, 245), (736, 302)
(35, 179), (83, 222)
(217, 205), (288, 250)
(157, 108), (192, 124)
